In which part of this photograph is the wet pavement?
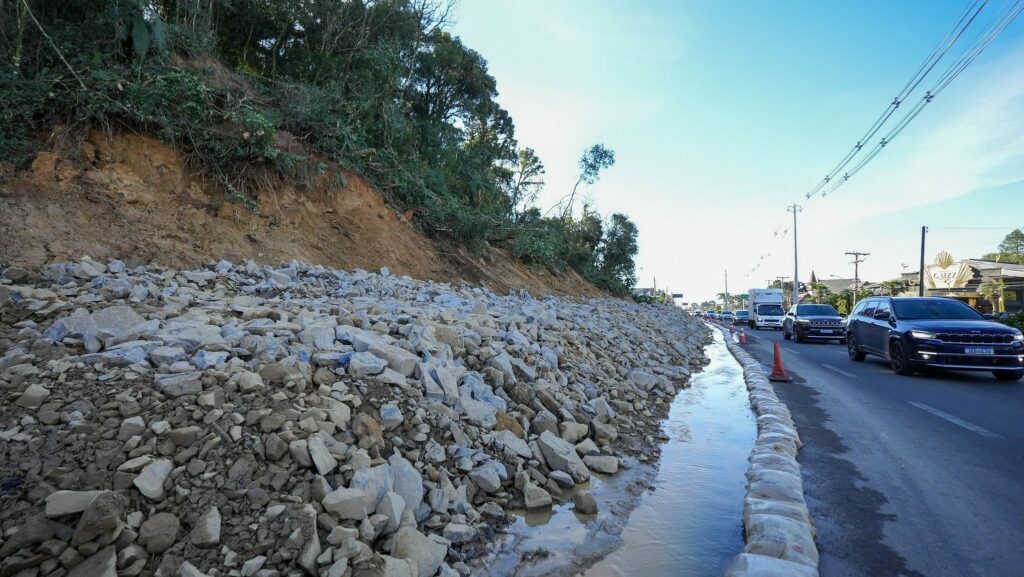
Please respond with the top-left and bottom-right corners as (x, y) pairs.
(483, 330), (756, 577)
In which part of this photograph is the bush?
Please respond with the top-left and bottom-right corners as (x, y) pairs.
(1003, 312), (1024, 331)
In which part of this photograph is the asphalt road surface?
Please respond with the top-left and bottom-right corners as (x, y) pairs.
(729, 322), (1024, 577)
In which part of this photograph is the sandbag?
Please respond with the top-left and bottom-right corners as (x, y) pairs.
(760, 422), (801, 442)
(746, 469), (805, 504)
(743, 496), (814, 528)
(744, 513), (819, 567)
(748, 452), (801, 477)
(724, 553), (819, 577)
(755, 433), (800, 457)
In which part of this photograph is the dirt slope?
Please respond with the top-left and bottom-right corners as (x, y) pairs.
(0, 130), (601, 297)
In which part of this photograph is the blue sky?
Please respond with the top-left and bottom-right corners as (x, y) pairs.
(452, 1), (1024, 302)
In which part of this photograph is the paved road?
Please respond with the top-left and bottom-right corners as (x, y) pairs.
(724, 322), (1024, 577)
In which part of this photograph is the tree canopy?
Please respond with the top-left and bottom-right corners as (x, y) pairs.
(984, 229), (1024, 264)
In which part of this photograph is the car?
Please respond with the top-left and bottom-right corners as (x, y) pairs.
(719, 310), (735, 323)
(709, 311), (719, 320)
(733, 310), (750, 325)
(845, 296), (1024, 380)
(782, 303), (845, 343)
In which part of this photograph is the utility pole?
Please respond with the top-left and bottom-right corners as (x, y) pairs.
(724, 270), (729, 311)
(845, 251), (870, 308)
(919, 226), (927, 297)
(788, 204), (803, 307)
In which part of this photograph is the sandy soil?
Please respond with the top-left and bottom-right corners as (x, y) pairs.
(0, 130), (601, 298)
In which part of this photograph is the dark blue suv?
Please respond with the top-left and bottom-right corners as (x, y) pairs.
(845, 297), (1024, 381)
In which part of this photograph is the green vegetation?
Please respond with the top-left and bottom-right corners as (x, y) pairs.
(805, 283), (873, 315)
(983, 228), (1024, 265)
(1003, 312), (1024, 331)
(0, 0), (640, 295)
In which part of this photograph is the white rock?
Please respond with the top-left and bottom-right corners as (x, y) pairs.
(368, 343), (420, 377)
(375, 491), (406, 534)
(583, 455), (619, 474)
(323, 487), (368, 520)
(307, 433), (338, 475)
(537, 431), (590, 483)
(191, 506), (221, 548)
(68, 546), (116, 577)
(133, 459), (173, 500)
(380, 404), (404, 430)
(351, 464), (394, 512)
(178, 562), (210, 577)
(392, 527), (448, 577)
(523, 482), (552, 509)
(349, 352), (388, 377)
(15, 384), (50, 408)
(45, 490), (107, 517)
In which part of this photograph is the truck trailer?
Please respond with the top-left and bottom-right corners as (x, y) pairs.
(747, 288), (786, 330)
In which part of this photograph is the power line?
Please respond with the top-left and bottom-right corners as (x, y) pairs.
(742, 1), (1021, 283)
(802, 0), (988, 200)
(929, 226), (1021, 230)
(822, 0), (1024, 198)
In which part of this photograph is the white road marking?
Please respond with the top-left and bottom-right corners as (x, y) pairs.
(786, 348), (802, 356)
(907, 401), (1004, 439)
(821, 363), (857, 378)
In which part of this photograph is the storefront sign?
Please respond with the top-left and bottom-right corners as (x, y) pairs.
(924, 251), (973, 290)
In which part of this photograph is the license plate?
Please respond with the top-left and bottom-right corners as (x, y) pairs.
(965, 347), (994, 355)
(819, 329), (834, 334)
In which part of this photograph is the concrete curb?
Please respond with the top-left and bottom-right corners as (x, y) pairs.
(717, 325), (821, 577)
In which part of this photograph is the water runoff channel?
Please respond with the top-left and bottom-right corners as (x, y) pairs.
(482, 329), (757, 577)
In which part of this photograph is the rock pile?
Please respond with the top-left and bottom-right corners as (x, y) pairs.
(0, 257), (708, 577)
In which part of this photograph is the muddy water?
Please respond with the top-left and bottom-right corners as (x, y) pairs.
(585, 330), (755, 576)
(481, 330), (755, 577)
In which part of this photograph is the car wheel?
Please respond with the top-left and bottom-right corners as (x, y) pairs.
(889, 341), (915, 376)
(847, 335), (866, 362)
(783, 328), (791, 340)
(794, 328), (804, 343)
(994, 370), (1023, 382)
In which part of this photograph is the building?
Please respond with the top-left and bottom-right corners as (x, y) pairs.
(804, 270), (862, 299)
(902, 251), (1024, 313)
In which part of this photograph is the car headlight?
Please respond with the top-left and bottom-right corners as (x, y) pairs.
(910, 330), (937, 340)
(1013, 331), (1023, 342)
(797, 319), (809, 325)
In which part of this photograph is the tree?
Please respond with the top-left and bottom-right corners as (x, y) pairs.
(595, 213), (638, 294)
(880, 279), (909, 296)
(980, 279), (1006, 312)
(508, 147), (545, 220)
(808, 282), (830, 303)
(559, 144), (615, 219)
(983, 228), (1024, 264)
(999, 229), (1024, 254)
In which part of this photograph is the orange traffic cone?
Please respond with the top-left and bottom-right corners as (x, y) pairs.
(769, 341), (792, 382)
(739, 329), (747, 344)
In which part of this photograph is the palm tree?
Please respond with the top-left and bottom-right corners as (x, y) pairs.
(880, 279), (909, 296)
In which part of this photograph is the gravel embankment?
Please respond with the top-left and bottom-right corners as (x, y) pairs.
(0, 258), (708, 577)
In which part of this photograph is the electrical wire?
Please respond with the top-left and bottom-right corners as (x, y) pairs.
(824, 0), (1024, 197)
(741, 0), (1021, 282)
(802, 0), (988, 200)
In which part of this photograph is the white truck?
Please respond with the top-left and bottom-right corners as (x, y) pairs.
(747, 288), (786, 330)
